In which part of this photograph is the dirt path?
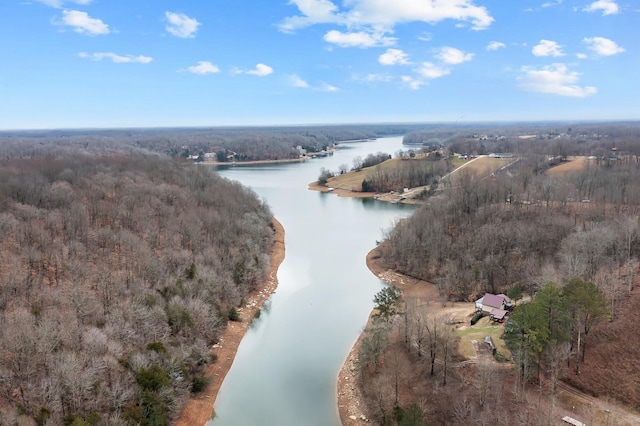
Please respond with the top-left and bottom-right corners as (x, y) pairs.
(174, 218), (285, 426)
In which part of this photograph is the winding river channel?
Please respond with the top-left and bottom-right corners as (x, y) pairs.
(208, 136), (416, 426)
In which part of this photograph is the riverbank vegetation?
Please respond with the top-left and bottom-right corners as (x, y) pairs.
(355, 123), (640, 425)
(0, 151), (275, 424)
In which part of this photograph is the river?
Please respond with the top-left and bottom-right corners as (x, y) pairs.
(208, 136), (416, 426)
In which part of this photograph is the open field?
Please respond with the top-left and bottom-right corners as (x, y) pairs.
(322, 155), (516, 199)
(455, 316), (511, 360)
(545, 156), (589, 177)
(446, 156), (514, 181)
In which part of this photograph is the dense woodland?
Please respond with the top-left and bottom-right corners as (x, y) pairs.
(2, 122), (640, 425)
(359, 124), (640, 425)
(0, 152), (274, 425)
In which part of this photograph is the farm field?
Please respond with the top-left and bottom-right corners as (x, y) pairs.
(545, 156), (589, 177)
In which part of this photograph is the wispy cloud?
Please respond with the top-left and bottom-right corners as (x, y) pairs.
(288, 74), (338, 91)
(323, 30), (395, 48)
(583, 36), (625, 56)
(34, 0), (91, 8)
(518, 63), (597, 97)
(289, 74), (310, 88)
(279, 0), (494, 33)
(401, 75), (425, 90)
(187, 61), (220, 74)
(58, 10), (109, 35)
(234, 63), (274, 76)
(532, 39), (564, 57)
(165, 12), (200, 38)
(542, 0), (563, 7)
(436, 47), (474, 64)
(486, 41), (506, 51)
(78, 52), (152, 63)
(583, 0), (619, 15)
(355, 73), (393, 83)
(319, 83), (339, 92)
(379, 49), (409, 65)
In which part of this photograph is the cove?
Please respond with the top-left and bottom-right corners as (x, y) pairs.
(208, 136), (416, 426)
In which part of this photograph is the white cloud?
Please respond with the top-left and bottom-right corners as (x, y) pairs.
(323, 30), (395, 48)
(401, 75), (424, 90)
(35, 0), (91, 8)
(379, 49), (409, 65)
(583, 36), (625, 56)
(187, 61), (220, 74)
(59, 10), (109, 35)
(244, 63), (274, 76)
(165, 12), (200, 38)
(576, 53), (588, 59)
(486, 41), (505, 51)
(518, 63), (597, 97)
(436, 47), (474, 64)
(290, 74), (310, 88)
(78, 52), (152, 63)
(583, 0), (619, 15)
(416, 62), (450, 79)
(532, 39), (564, 57)
(279, 0), (494, 34)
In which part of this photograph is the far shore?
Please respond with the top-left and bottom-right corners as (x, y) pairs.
(308, 181), (376, 198)
(174, 218), (285, 426)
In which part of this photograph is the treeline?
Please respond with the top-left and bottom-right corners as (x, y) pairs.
(379, 160), (640, 300)
(361, 159), (449, 193)
(0, 154), (274, 425)
(0, 124), (428, 163)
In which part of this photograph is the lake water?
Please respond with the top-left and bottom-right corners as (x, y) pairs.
(207, 136), (416, 426)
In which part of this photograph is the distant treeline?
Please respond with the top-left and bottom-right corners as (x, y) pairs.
(0, 153), (274, 425)
(0, 124), (429, 163)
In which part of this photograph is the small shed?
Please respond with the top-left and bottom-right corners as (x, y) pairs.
(490, 308), (508, 322)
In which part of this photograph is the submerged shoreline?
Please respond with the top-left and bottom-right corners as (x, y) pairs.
(174, 218), (286, 426)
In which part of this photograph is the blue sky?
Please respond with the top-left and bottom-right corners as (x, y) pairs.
(0, 0), (637, 129)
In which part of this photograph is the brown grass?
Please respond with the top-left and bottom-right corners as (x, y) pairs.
(545, 156), (589, 177)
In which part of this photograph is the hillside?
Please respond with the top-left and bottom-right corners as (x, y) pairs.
(351, 149), (640, 424)
(0, 155), (275, 425)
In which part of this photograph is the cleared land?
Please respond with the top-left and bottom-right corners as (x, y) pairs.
(320, 155), (515, 201)
(545, 156), (589, 177)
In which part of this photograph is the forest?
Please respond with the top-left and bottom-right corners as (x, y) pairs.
(0, 124), (427, 164)
(2, 122), (640, 425)
(356, 123), (640, 425)
(0, 151), (275, 425)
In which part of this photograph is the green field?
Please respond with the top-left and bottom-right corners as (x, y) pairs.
(455, 316), (511, 361)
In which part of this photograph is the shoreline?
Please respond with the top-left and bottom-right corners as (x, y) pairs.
(336, 247), (387, 425)
(174, 218), (286, 426)
(337, 246), (438, 425)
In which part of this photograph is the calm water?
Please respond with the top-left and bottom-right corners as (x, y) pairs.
(207, 137), (415, 426)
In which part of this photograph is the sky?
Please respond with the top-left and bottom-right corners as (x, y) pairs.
(0, 0), (637, 129)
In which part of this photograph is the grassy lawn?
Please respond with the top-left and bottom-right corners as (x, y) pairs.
(455, 316), (511, 361)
